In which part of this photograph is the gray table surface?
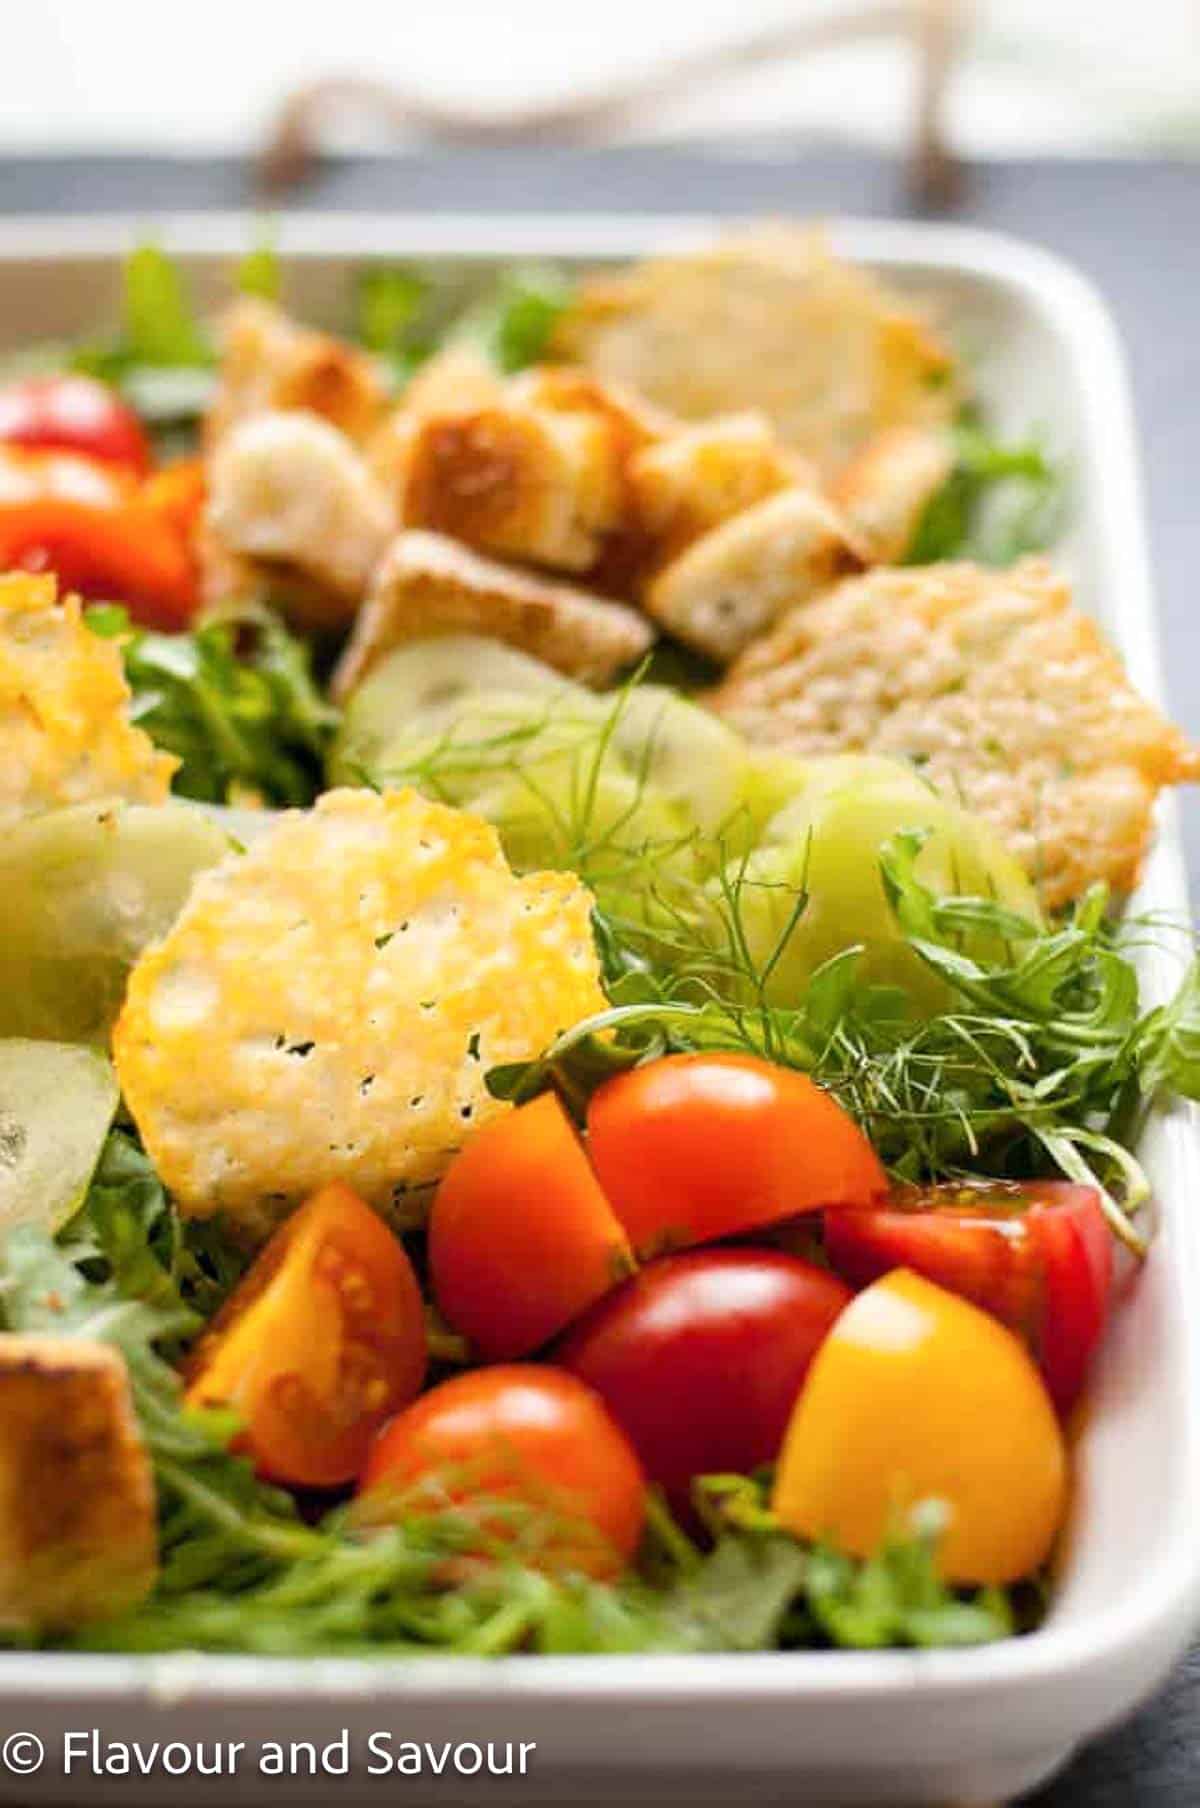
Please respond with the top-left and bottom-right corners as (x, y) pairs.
(1, 146), (1197, 1803)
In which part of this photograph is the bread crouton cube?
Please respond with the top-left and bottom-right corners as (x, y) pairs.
(830, 425), (956, 564)
(390, 403), (626, 574)
(332, 531), (653, 701)
(0, 1336), (156, 1632)
(206, 298), (387, 448)
(644, 486), (866, 663)
(205, 410), (392, 629)
(629, 412), (812, 568)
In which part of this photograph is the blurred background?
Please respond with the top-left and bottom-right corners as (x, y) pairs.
(4, 0), (1200, 174)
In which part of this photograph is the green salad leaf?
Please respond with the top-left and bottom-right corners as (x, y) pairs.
(236, 236), (282, 303)
(70, 244), (215, 446)
(87, 603), (339, 807)
(454, 264), (573, 374)
(905, 416), (1064, 565)
(355, 266), (432, 382)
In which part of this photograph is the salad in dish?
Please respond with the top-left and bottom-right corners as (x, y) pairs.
(0, 224), (1196, 1661)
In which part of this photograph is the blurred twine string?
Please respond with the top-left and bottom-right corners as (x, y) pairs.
(259, 0), (969, 205)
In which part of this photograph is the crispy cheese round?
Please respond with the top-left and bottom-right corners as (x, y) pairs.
(0, 573), (176, 828)
(113, 788), (607, 1242)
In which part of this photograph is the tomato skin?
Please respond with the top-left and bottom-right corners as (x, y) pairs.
(185, 1183), (427, 1489)
(142, 457), (207, 547)
(557, 1248), (851, 1521)
(359, 1366), (646, 1579)
(824, 1180), (1112, 1414)
(0, 376), (150, 476)
(0, 497), (198, 628)
(429, 1093), (634, 1361)
(587, 1053), (887, 1257)
(772, 1269), (1067, 1585)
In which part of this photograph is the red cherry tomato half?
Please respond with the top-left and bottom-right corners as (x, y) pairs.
(824, 1180), (1113, 1414)
(587, 1053), (887, 1257)
(359, 1366), (646, 1579)
(429, 1092), (635, 1361)
(0, 496), (198, 628)
(185, 1183), (428, 1488)
(0, 375), (151, 476)
(557, 1248), (851, 1522)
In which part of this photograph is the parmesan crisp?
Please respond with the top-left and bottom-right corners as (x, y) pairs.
(114, 788), (607, 1242)
(0, 573), (176, 827)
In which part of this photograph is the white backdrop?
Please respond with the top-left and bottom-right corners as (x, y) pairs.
(1, 0), (1198, 155)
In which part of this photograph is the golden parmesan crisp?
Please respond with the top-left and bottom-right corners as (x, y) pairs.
(555, 225), (958, 479)
(114, 788), (607, 1242)
(0, 573), (176, 827)
(712, 559), (1200, 907)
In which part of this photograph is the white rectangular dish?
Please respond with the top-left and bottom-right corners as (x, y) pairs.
(0, 212), (1196, 1807)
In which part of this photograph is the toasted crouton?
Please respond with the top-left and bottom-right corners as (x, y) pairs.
(644, 487), (866, 663)
(114, 789), (607, 1241)
(205, 410), (392, 629)
(830, 425), (956, 564)
(0, 573), (176, 828)
(507, 365), (675, 450)
(630, 412), (813, 568)
(0, 1336), (155, 1631)
(388, 402), (627, 574)
(332, 531), (653, 701)
(713, 560), (1200, 906)
(367, 346), (509, 495)
(206, 298), (386, 448)
(403, 343), (507, 420)
(556, 225), (958, 478)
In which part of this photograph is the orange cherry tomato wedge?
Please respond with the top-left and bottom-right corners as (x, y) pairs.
(587, 1053), (887, 1258)
(772, 1269), (1067, 1585)
(429, 1093), (635, 1361)
(824, 1179), (1113, 1415)
(141, 456), (207, 549)
(0, 375), (151, 476)
(359, 1366), (646, 1579)
(185, 1183), (427, 1489)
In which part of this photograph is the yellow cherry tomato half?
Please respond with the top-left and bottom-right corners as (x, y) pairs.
(771, 1268), (1067, 1585)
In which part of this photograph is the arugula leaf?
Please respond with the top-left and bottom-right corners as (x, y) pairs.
(455, 265), (572, 374)
(236, 237), (282, 302)
(355, 266), (431, 382)
(804, 1505), (1012, 1649)
(74, 245), (211, 383)
(70, 244), (215, 449)
(88, 602), (339, 807)
(905, 417), (1064, 566)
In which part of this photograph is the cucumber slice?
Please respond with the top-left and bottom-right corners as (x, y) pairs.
(607, 686), (751, 847)
(0, 802), (239, 1042)
(330, 635), (578, 785)
(0, 1040), (118, 1241)
(721, 755), (1040, 1010)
